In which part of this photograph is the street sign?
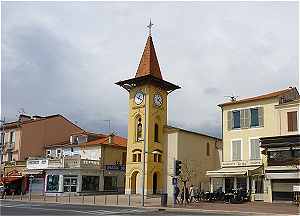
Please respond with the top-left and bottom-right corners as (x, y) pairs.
(172, 177), (178, 185)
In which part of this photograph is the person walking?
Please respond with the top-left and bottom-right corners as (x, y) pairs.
(189, 184), (195, 203)
(174, 185), (180, 204)
(180, 187), (185, 204)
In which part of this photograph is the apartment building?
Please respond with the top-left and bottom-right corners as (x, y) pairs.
(207, 87), (299, 202)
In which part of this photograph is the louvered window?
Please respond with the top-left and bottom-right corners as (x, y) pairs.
(250, 139), (260, 160)
(287, 111), (298, 132)
(232, 140), (242, 161)
(250, 108), (259, 127)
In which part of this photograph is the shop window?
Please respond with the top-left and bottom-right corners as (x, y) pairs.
(82, 176), (99, 191)
(46, 175), (59, 192)
(154, 124), (159, 142)
(63, 175), (77, 192)
(104, 176), (117, 191)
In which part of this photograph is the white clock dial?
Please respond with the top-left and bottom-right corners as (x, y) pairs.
(134, 91), (144, 105)
(154, 94), (163, 107)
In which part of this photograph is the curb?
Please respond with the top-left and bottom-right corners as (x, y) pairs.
(2, 198), (297, 216)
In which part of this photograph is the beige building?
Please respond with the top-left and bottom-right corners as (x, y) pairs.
(164, 126), (222, 202)
(207, 87), (299, 202)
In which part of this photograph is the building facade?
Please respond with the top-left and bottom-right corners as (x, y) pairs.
(26, 133), (127, 195)
(165, 126), (222, 202)
(260, 97), (299, 203)
(207, 87), (299, 202)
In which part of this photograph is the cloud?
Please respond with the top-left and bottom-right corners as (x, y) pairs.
(1, 2), (298, 139)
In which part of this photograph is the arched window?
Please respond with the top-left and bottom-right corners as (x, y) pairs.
(136, 118), (143, 142)
(154, 124), (159, 142)
(132, 149), (142, 162)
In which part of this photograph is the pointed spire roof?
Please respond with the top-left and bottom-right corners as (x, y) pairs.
(135, 35), (163, 80)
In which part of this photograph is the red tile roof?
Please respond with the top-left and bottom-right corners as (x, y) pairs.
(80, 135), (127, 148)
(218, 87), (299, 107)
(135, 35), (163, 80)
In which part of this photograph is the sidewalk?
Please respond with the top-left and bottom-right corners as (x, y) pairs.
(163, 201), (299, 216)
(2, 194), (299, 215)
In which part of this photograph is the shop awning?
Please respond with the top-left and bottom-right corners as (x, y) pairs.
(206, 166), (261, 177)
(0, 176), (22, 185)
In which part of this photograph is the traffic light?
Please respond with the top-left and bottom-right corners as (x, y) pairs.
(175, 160), (182, 176)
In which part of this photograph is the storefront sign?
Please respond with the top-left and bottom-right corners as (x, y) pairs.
(105, 165), (126, 171)
(222, 160), (262, 167)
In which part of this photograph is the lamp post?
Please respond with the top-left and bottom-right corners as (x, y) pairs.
(142, 88), (147, 207)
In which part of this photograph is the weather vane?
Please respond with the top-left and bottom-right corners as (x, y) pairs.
(147, 19), (154, 36)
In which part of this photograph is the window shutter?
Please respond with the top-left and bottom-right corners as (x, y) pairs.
(240, 109), (246, 128)
(288, 111), (298, 131)
(227, 111), (232, 131)
(232, 140), (241, 161)
(245, 109), (251, 128)
(258, 107), (264, 127)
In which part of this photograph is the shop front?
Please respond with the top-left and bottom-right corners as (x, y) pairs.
(207, 160), (263, 201)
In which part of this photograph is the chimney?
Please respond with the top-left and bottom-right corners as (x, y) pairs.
(18, 114), (31, 122)
(108, 133), (114, 144)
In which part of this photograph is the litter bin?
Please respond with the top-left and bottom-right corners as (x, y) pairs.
(161, 193), (168, 207)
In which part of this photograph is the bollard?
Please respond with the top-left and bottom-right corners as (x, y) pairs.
(68, 193), (71, 203)
(29, 191), (31, 201)
(116, 194), (119, 205)
(104, 194), (107, 205)
(82, 195), (84, 204)
(20, 192), (23, 200)
(43, 194), (46, 201)
(93, 195), (96, 205)
(55, 194), (58, 202)
(128, 194), (131, 206)
(4, 192), (6, 200)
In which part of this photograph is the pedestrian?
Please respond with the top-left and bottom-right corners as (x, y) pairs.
(174, 185), (180, 204)
(189, 184), (195, 203)
(185, 186), (190, 204)
(180, 187), (185, 204)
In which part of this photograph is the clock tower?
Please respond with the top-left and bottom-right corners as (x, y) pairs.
(116, 24), (180, 195)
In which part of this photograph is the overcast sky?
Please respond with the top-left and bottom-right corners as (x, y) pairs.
(1, 2), (298, 138)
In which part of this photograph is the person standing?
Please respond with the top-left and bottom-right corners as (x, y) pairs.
(174, 185), (180, 204)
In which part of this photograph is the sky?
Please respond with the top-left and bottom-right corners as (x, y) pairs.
(1, 1), (299, 138)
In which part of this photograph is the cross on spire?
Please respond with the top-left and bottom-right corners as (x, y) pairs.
(147, 19), (154, 36)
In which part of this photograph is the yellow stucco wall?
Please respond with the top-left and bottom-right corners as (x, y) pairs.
(125, 84), (167, 194)
(275, 99), (299, 136)
(222, 98), (279, 162)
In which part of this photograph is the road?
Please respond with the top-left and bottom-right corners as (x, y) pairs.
(0, 200), (234, 215)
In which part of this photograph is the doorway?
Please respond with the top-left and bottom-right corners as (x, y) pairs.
(130, 171), (139, 194)
(153, 172), (157, 194)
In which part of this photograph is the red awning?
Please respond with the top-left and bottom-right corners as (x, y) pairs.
(0, 176), (22, 185)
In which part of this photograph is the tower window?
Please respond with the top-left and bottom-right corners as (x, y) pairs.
(206, 142), (210, 156)
(132, 153), (142, 162)
(136, 118), (143, 142)
(153, 153), (162, 163)
(154, 124), (159, 142)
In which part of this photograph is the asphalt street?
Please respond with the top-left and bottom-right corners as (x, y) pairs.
(0, 200), (235, 216)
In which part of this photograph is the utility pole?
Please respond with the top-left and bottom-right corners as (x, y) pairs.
(142, 88), (147, 207)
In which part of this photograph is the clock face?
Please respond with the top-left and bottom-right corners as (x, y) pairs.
(134, 91), (144, 105)
(154, 94), (163, 107)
